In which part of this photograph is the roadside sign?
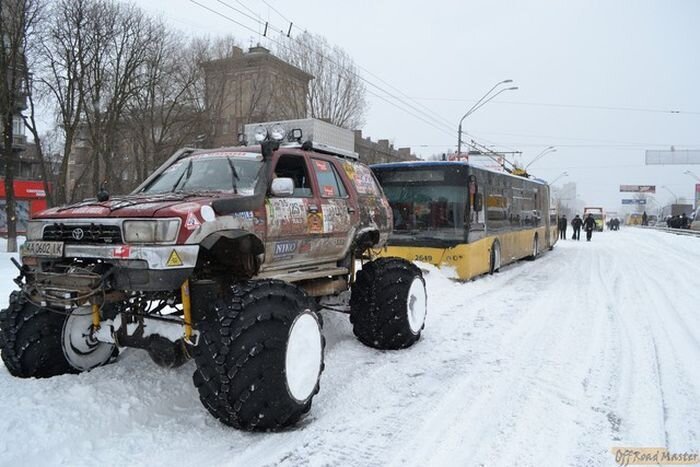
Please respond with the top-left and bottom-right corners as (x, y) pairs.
(620, 185), (655, 193)
(621, 199), (647, 205)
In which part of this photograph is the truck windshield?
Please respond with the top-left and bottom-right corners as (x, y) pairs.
(377, 170), (467, 244)
(142, 152), (263, 195)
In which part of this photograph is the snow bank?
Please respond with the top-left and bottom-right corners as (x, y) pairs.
(0, 229), (697, 466)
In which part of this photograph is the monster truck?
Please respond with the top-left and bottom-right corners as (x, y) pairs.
(0, 120), (427, 431)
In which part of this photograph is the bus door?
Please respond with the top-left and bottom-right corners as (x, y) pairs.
(467, 173), (486, 242)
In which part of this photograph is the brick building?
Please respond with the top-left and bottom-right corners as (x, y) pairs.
(353, 130), (417, 164)
(202, 45), (313, 148)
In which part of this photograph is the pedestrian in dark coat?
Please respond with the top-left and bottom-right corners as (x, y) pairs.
(571, 214), (583, 240)
(559, 215), (567, 239)
(583, 214), (596, 241)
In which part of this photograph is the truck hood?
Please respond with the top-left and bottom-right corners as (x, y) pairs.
(34, 192), (225, 219)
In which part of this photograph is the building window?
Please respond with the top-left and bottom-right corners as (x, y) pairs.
(12, 116), (25, 136)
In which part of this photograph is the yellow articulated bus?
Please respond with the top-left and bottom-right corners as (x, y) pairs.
(371, 161), (555, 281)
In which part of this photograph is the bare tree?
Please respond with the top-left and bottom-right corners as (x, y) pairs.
(0, 0), (43, 252)
(123, 27), (207, 186)
(38, 0), (91, 205)
(21, 80), (53, 206)
(275, 32), (367, 129)
(74, 1), (159, 198)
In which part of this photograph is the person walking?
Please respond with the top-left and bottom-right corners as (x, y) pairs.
(559, 215), (567, 239)
(642, 211), (648, 226)
(583, 213), (596, 241)
(571, 214), (582, 240)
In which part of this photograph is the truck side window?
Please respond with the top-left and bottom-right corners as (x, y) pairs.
(274, 155), (313, 197)
(312, 158), (347, 198)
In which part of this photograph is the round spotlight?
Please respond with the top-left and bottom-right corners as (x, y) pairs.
(200, 205), (216, 222)
(254, 125), (268, 142)
(270, 124), (286, 142)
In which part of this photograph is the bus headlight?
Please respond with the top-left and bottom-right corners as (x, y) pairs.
(123, 219), (180, 244)
(26, 221), (45, 240)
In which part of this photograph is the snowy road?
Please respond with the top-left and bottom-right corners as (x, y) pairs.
(0, 229), (698, 466)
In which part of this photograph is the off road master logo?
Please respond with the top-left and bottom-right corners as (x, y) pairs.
(611, 447), (699, 466)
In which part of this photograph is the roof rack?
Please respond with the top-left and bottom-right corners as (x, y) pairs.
(279, 141), (359, 160)
(244, 118), (359, 160)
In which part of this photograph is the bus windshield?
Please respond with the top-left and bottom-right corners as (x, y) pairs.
(376, 168), (468, 243)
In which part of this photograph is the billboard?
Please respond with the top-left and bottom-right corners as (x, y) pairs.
(620, 185), (655, 193)
(645, 149), (700, 165)
(621, 199), (647, 205)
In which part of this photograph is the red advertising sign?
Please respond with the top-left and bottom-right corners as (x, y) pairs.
(0, 179), (48, 198)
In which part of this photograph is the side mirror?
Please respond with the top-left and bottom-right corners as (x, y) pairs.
(271, 177), (294, 197)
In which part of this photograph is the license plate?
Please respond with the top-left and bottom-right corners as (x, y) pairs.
(21, 241), (64, 257)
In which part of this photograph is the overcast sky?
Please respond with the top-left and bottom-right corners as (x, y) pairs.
(134, 0), (700, 212)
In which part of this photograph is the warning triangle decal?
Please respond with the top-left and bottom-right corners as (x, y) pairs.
(166, 250), (183, 267)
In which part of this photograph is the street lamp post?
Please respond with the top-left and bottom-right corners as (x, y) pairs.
(526, 146), (557, 169)
(661, 185), (678, 203)
(457, 80), (518, 155)
(550, 171), (568, 185)
(684, 170), (700, 182)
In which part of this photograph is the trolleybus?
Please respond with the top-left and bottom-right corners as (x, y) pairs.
(371, 161), (554, 280)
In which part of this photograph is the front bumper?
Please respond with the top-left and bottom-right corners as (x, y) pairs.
(21, 244), (199, 292)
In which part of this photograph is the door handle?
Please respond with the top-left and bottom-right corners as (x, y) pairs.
(308, 205), (319, 213)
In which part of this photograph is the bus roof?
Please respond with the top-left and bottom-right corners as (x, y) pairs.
(371, 160), (548, 185)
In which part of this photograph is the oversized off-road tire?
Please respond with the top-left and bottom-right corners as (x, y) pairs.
(192, 280), (325, 431)
(350, 258), (427, 350)
(0, 292), (117, 378)
(0, 291), (75, 378)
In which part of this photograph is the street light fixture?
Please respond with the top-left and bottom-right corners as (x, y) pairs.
(526, 146), (557, 169)
(457, 80), (518, 155)
(683, 170), (700, 182)
(661, 185), (678, 203)
(550, 171), (568, 185)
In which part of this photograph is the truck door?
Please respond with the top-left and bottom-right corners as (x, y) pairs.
(308, 157), (353, 261)
(264, 154), (320, 267)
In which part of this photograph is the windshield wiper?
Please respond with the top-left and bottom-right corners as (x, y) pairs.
(172, 159), (194, 192)
(226, 156), (239, 194)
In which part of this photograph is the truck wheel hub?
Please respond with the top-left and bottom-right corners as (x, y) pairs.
(62, 306), (115, 372)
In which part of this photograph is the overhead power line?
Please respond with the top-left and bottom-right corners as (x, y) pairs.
(409, 97), (700, 116)
(190, 0), (503, 147)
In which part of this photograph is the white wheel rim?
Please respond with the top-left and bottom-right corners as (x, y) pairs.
(406, 277), (427, 334)
(495, 245), (501, 270)
(285, 312), (323, 403)
(62, 306), (115, 371)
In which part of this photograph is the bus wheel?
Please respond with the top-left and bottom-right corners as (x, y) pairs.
(528, 234), (539, 260)
(350, 258), (427, 350)
(489, 241), (501, 274)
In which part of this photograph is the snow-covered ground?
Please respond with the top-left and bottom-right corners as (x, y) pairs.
(0, 229), (698, 466)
